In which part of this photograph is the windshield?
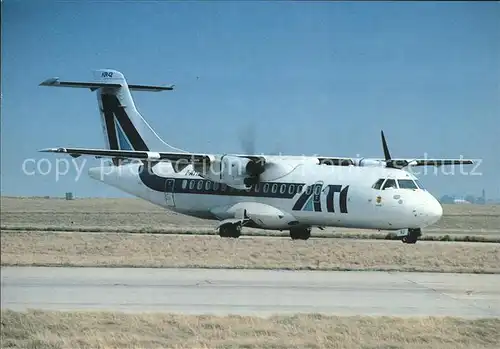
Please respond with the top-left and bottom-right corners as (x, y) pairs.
(397, 179), (418, 190)
(414, 180), (425, 190)
(382, 179), (398, 190)
(372, 178), (385, 189)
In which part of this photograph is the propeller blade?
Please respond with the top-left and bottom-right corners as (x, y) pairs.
(381, 130), (392, 162)
(381, 130), (409, 169)
(239, 124), (256, 155)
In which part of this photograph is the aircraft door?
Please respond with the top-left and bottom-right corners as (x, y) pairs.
(164, 179), (176, 207)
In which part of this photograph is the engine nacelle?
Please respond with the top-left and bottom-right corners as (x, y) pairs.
(353, 158), (387, 167)
(193, 155), (265, 189)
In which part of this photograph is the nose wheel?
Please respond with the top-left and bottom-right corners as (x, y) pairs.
(402, 228), (421, 244)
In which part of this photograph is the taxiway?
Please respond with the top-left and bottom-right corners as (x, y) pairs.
(2, 267), (499, 318)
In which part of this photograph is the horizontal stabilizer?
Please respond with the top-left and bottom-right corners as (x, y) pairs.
(39, 78), (174, 92)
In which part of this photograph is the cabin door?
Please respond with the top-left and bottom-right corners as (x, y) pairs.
(164, 179), (176, 207)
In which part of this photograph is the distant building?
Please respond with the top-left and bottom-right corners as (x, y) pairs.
(453, 198), (471, 204)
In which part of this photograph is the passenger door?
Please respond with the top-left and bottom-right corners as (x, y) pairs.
(164, 179), (176, 207)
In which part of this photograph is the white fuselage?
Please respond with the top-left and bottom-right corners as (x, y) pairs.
(88, 161), (443, 231)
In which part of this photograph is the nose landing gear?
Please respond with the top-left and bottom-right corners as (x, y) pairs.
(401, 228), (421, 244)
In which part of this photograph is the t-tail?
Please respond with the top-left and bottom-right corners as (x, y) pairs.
(40, 69), (180, 165)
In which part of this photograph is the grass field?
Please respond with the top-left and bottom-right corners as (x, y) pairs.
(2, 310), (499, 349)
(1, 197), (499, 239)
(2, 231), (499, 273)
(1, 196), (499, 273)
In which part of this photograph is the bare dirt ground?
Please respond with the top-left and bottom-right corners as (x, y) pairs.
(2, 309), (499, 349)
(2, 231), (499, 273)
(1, 196), (499, 238)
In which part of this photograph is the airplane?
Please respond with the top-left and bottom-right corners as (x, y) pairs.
(39, 69), (475, 244)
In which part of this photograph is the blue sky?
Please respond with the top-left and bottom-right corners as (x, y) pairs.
(2, 1), (499, 199)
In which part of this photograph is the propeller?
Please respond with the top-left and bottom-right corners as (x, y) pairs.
(239, 124), (282, 156)
(380, 130), (409, 169)
(239, 123), (256, 155)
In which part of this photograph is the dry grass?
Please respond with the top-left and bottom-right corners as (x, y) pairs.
(2, 196), (499, 273)
(2, 309), (499, 349)
(2, 231), (499, 273)
(1, 197), (499, 239)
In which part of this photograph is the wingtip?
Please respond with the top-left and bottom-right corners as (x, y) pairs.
(38, 147), (66, 153)
(39, 77), (60, 86)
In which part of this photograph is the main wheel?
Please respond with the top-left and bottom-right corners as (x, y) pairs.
(219, 224), (242, 238)
(290, 227), (311, 240)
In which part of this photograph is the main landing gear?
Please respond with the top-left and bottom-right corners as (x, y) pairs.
(401, 228), (422, 244)
(289, 227), (311, 240)
(218, 224), (312, 240)
(218, 223), (242, 238)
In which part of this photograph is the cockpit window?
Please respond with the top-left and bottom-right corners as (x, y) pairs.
(372, 178), (385, 190)
(382, 179), (398, 190)
(414, 180), (425, 190)
(397, 179), (418, 190)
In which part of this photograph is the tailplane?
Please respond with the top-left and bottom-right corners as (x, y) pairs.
(40, 69), (184, 162)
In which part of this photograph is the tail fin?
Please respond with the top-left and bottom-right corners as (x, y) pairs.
(40, 69), (183, 158)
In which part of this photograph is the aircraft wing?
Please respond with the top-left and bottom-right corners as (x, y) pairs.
(39, 148), (475, 169)
(39, 147), (212, 164)
(387, 158), (475, 167)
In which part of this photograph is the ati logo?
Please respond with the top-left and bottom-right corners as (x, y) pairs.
(101, 71), (114, 78)
(292, 184), (349, 214)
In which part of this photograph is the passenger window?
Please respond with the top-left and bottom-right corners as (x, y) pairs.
(205, 181), (212, 191)
(263, 183), (269, 193)
(280, 184), (287, 194)
(213, 182), (220, 191)
(189, 180), (195, 190)
(271, 184), (278, 193)
(182, 180), (188, 189)
(382, 179), (397, 190)
(372, 178), (385, 190)
(197, 180), (203, 190)
(397, 179), (418, 190)
(289, 184), (296, 195)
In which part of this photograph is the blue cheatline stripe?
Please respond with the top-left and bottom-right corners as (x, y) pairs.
(137, 165), (350, 212)
(100, 93), (149, 151)
(115, 117), (134, 150)
(303, 197), (314, 211)
(138, 165), (301, 199)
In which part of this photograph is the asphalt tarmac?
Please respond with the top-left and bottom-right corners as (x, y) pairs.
(2, 267), (499, 318)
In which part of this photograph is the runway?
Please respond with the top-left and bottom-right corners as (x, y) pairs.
(2, 267), (499, 318)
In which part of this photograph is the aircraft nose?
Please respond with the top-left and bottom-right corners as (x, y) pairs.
(421, 195), (443, 225)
